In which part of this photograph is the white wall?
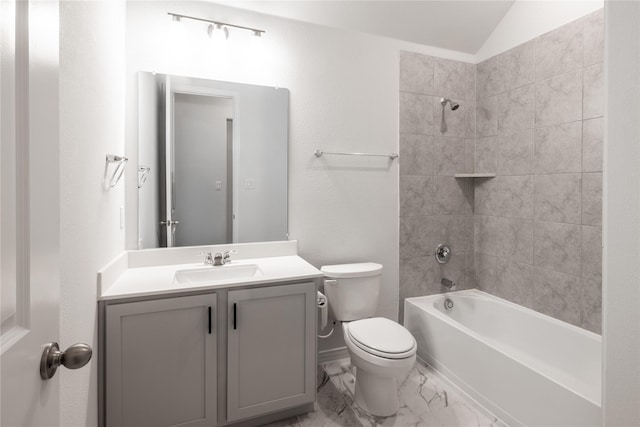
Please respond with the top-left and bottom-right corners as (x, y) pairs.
(214, 0), (514, 55)
(476, 0), (603, 61)
(602, 2), (640, 425)
(125, 1), (473, 352)
(59, 1), (126, 426)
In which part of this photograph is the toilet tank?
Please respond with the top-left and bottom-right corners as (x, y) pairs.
(320, 262), (382, 321)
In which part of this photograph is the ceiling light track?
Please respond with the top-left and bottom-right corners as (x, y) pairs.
(167, 12), (265, 36)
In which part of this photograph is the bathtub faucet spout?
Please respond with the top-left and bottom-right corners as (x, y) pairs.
(441, 278), (456, 292)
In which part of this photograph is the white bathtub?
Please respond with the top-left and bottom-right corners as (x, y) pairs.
(404, 289), (602, 427)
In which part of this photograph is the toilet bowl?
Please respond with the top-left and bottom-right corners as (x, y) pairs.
(321, 263), (417, 417)
(342, 318), (416, 416)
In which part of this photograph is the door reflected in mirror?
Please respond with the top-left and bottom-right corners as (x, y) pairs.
(137, 72), (288, 248)
(173, 93), (234, 246)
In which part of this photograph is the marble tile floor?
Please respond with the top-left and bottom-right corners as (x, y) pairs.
(265, 358), (506, 427)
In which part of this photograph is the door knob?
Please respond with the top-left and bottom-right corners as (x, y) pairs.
(40, 342), (92, 380)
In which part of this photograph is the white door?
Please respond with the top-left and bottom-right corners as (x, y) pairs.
(1, 1), (64, 425)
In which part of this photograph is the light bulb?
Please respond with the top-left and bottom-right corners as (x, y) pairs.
(169, 14), (184, 37)
(251, 30), (263, 49)
(208, 23), (229, 44)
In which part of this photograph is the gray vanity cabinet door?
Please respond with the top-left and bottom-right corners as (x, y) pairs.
(105, 294), (217, 427)
(227, 282), (316, 422)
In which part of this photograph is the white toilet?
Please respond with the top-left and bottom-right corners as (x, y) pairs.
(321, 262), (417, 417)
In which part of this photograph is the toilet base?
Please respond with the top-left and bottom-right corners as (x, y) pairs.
(353, 368), (401, 417)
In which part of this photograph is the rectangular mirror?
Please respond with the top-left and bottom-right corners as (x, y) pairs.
(137, 72), (289, 248)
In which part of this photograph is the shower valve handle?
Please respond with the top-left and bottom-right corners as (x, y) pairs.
(435, 244), (451, 264)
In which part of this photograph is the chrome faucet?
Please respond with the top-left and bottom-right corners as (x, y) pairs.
(200, 250), (236, 266)
(223, 250), (236, 264)
(212, 250), (236, 266)
(213, 253), (224, 266)
(200, 252), (214, 266)
(441, 277), (456, 291)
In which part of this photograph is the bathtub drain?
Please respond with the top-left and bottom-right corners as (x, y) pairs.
(444, 298), (454, 310)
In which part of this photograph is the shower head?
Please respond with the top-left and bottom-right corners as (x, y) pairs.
(440, 98), (460, 111)
(439, 98), (459, 134)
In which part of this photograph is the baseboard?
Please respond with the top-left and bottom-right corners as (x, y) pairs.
(317, 346), (349, 364)
(224, 403), (314, 427)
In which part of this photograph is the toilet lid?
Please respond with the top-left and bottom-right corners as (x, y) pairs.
(347, 317), (416, 359)
(320, 262), (383, 278)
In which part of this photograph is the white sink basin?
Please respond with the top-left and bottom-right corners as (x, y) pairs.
(173, 264), (263, 285)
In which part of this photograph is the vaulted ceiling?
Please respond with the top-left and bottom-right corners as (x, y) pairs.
(212, 1), (515, 54)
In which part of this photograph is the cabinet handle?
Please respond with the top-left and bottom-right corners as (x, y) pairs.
(233, 303), (237, 330)
(208, 306), (212, 334)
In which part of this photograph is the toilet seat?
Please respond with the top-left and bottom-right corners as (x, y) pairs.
(346, 317), (416, 359)
(342, 321), (417, 417)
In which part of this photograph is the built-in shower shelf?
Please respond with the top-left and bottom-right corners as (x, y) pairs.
(454, 173), (496, 178)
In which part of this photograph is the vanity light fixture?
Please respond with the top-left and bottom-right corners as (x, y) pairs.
(168, 12), (265, 40)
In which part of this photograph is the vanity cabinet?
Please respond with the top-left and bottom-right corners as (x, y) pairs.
(227, 283), (316, 422)
(104, 294), (217, 427)
(102, 281), (316, 427)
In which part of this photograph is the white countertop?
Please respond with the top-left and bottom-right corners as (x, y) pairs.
(98, 241), (323, 301)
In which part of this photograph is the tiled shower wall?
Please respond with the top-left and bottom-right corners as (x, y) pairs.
(398, 52), (476, 318)
(474, 9), (604, 333)
(399, 9), (604, 333)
